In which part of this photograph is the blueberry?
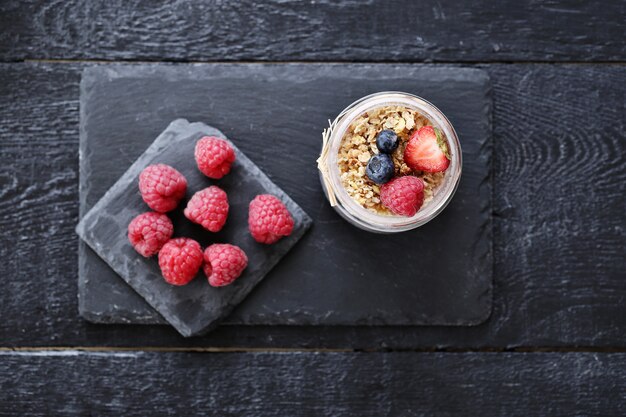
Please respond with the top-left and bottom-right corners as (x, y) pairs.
(376, 129), (399, 154)
(366, 154), (395, 184)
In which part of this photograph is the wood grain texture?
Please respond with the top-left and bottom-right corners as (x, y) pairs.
(489, 64), (626, 347)
(0, 64), (80, 344)
(1, 0), (624, 62)
(1, 351), (625, 416)
(0, 62), (624, 348)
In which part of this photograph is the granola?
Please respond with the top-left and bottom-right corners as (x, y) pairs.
(337, 105), (446, 214)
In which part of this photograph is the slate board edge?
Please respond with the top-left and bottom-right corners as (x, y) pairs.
(470, 72), (494, 326)
(76, 118), (312, 336)
(79, 63), (492, 87)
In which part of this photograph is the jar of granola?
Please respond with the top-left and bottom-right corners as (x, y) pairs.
(317, 92), (462, 233)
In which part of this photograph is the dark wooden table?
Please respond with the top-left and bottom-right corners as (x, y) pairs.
(1, 1), (625, 415)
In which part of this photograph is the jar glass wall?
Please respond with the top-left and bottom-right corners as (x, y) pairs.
(318, 92), (462, 233)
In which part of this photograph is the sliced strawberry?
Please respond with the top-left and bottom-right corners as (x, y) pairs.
(404, 126), (451, 173)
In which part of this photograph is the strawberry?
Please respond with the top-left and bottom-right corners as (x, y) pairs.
(403, 126), (451, 173)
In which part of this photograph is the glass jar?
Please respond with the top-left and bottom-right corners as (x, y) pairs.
(317, 91), (462, 233)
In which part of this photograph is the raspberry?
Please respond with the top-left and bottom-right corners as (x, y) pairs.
(248, 194), (294, 244)
(158, 238), (203, 286)
(195, 136), (236, 179)
(380, 176), (425, 217)
(203, 244), (248, 287)
(127, 212), (174, 257)
(139, 164), (187, 213)
(184, 186), (229, 232)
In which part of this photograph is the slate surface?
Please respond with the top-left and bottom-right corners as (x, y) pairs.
(78, 64), (492, 327)
(76, 119), (312, 336)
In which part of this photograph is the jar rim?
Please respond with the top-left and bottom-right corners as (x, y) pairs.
(320, 91), (462, 233)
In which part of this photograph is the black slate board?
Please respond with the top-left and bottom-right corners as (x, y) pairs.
(78, 64), (492, 327)
(76, 120), (312, 336)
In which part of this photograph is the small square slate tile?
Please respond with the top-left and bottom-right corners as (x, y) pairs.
(76, 119), (312, 336)
(78, 64), (493, 327)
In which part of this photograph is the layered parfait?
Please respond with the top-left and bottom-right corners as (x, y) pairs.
(337, 105), (451, 217)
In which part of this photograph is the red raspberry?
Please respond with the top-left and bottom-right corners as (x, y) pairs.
(139, 164), (187, 213)
(203, 244), (248, 287)
(127, 212), (173, 257)
(380, 176), (425, 216)
(158, 238), (203, 286)
(248, 194), (294, 244)
(184, 186), (229, 232)
(195, 136), (236, 179)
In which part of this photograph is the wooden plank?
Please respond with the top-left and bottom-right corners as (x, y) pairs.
(1, 351), (625, 416)
(0, 62), (624, 348)
(1, 0), (624, 62)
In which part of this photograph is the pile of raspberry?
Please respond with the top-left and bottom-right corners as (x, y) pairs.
(127, 136), (295, 287)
